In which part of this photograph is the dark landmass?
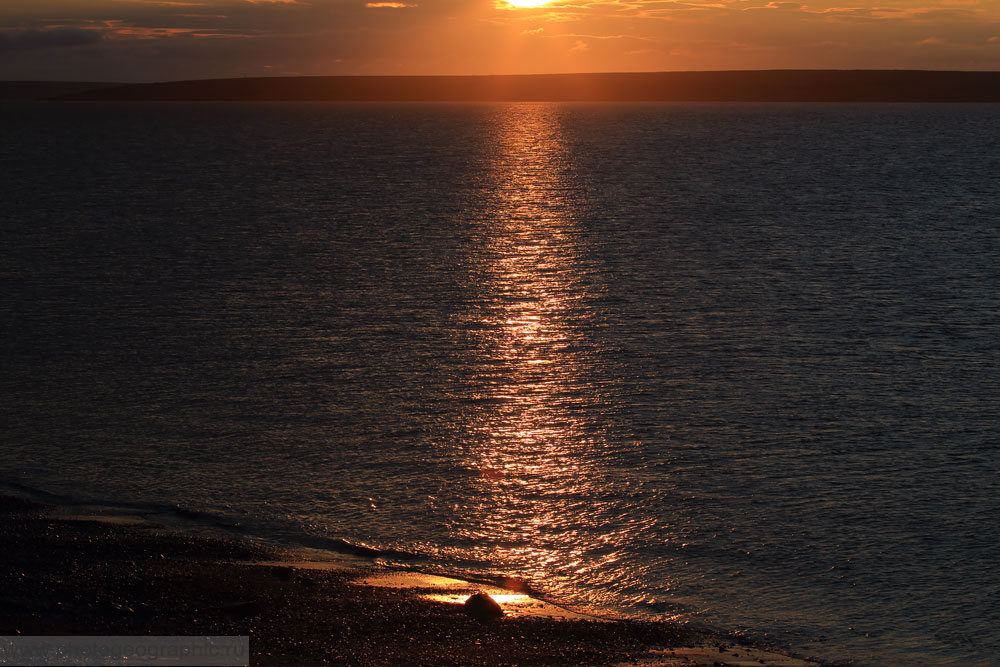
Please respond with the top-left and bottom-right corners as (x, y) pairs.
(4, 495), (834, 667)
(0, 81), (122, 101)
(49, 70), (1000, 102)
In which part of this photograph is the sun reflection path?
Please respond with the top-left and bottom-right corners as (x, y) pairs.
(453, 105), (632, 609)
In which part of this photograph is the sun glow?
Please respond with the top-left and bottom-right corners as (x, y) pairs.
(504, 0), (552, 7)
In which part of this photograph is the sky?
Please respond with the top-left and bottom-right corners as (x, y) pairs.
(0, 0), (998, 81)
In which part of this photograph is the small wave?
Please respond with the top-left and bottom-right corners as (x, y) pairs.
(0, 479), (435, 565)
(0, 479), (247, 534)
(292, 534), (421, 561)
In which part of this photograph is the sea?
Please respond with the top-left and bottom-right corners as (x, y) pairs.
(2, 101), (998, 666)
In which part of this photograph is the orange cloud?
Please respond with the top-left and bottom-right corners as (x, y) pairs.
(111, 1), (207, 5)
(98, 19), (254, 39)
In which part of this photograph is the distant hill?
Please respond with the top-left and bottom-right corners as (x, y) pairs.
(50, 70), (1000, 103)
(0, 81), (123, 101)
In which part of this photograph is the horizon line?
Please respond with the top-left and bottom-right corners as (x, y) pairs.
(5, 67), (999, 86)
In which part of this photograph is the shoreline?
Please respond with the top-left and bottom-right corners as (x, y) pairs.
(1, 494), (833, 666)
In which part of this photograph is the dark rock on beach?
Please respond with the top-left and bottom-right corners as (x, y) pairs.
(464, 592), (505, 621)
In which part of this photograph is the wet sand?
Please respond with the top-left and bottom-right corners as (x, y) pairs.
(0, 495), (832, 666)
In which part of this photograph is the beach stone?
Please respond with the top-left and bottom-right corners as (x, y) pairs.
(97, 600), (133, 614)
(464, 592), (504, 621)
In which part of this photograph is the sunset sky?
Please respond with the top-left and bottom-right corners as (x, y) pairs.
(1, 0), (998, 82)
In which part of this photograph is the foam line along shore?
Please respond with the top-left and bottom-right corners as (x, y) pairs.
(0, 494), (836, 666)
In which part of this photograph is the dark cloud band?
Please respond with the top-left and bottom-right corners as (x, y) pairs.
(0, 27), (103, 54)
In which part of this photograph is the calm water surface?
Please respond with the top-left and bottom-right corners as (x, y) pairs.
(2, 102), (998, 666)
